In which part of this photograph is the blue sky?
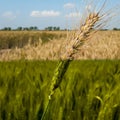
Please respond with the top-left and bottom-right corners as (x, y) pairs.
(0, 0), (120, 29)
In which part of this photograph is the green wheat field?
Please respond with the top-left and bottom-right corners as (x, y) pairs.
(0, 60), (120, 120)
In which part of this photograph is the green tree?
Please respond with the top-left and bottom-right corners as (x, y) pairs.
(33, 26), (38, 30)
(29, 26), (34, 30)
(23, 27), (29, 31)
(2, 27), (11, 31)
(17, 27), (23, 31)
(45, 26), (53, 31)
(113, 28), (120, 31)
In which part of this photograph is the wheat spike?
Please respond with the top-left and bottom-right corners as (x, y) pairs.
(61, 13), (100, 60)
(49, 12), (100, 100)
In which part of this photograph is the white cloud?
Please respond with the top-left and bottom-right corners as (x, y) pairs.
(65, 12), (81, 18)
(30, 10), (60, 17)
(64, 3), (75, 9)
(2, 11), (16, 20)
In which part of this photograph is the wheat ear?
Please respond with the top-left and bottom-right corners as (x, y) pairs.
(49, 13), (100, 99)
(41, 12), (100, 120)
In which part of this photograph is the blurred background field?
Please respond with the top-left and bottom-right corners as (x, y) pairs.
(0, 31), (66, 49)
(0, 60), (120, 120)
(0, 30), (120, 61)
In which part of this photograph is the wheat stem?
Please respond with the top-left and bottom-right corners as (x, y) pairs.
(41, 11), (102, 120)
(49, 59), (71, 100)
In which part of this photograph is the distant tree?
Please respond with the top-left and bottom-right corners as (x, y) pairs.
(53, 27), (57, 31)
(100, 29), (108, 31)
(56, 27), (60, 31)
(53, 27), (60, 31)
(2, 27), (11, 31)
(113, 28), (120, 31)
(45, 26), (60, 31)
(48, 26), (53, 31)
(8, 27), (11, 31)
(45, 27), (48, 31)
(45, 26), (53, 31)
(113, 28), (117, 30)
(28, 26), (38, 31)
(29, 26), (34, 30)
(17, 27), (23, 31)
(23, 27), (29, 31)
(33, 26), (38, 30)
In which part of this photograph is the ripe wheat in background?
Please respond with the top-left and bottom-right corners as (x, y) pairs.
(0, 1), (120, 61)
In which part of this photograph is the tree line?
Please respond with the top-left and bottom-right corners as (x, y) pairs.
(0, 26), (120, 31)
(0, 26), (62, 31)
(113, 28), (120, 31)
(0, 26), (38, 31)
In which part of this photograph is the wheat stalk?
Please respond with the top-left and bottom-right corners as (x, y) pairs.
(41, 0), (119, 119)
(49, 13), (100, 100)
(40, 13), (100, 120)
(49, 59), (71, 99)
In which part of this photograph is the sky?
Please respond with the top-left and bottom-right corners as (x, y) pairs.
(0, 0), (120, 29)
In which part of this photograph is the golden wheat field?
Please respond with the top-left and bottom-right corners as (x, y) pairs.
(0, 30), (120, 61)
